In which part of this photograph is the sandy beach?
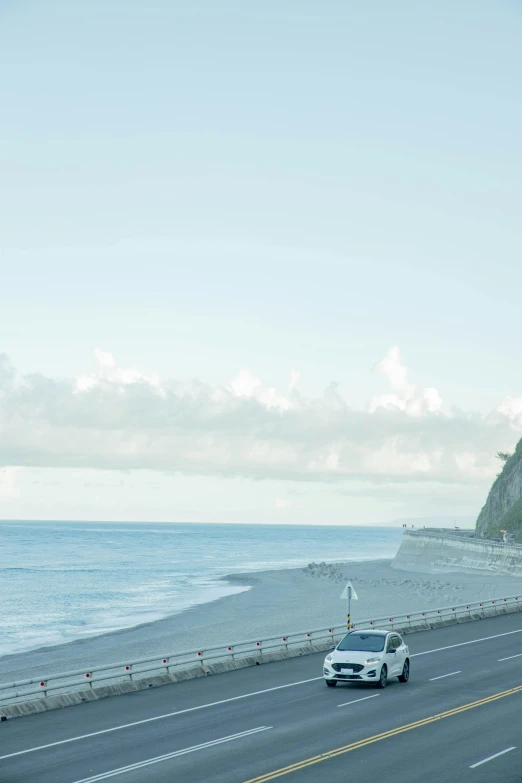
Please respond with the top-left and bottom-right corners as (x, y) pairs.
(1, 557), (521, 684)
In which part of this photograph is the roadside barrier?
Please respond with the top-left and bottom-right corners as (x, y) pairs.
(404, 530), (522, 549)
(1, 594), (521, 714)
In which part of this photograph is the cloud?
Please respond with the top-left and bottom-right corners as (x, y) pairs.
(76, 348), (163, 394)
(0, 347), (519, 488)
(0, 466), (21, 499)
(491, 396), (522, 431)
(369, 347), (443, 416)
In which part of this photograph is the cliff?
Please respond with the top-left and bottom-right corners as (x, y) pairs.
(476, 438), (522, 541)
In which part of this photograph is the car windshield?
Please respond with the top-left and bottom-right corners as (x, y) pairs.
(336, 633), (386, 652)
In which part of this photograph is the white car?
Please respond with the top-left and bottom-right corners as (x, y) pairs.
(323, 629), (410, 688)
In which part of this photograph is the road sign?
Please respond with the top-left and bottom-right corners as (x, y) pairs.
(339, 581), (358, 601)
(340, 582), (358, 629)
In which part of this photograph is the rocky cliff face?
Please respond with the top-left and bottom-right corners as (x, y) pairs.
(476, 439), (522, 541)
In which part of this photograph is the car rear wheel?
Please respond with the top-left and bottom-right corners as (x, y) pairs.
(377, 664), (387, 689)
(326, 680), (337, 687)
(398, 659), (410, 683)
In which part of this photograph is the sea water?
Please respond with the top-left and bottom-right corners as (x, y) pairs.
(0, 521), (402, 657)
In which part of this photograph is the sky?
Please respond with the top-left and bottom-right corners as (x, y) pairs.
(1, 0), (522, 524)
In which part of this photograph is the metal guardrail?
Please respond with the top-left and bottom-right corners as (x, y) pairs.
(405, 530), (522, 550)
(1, 594), (521, 705)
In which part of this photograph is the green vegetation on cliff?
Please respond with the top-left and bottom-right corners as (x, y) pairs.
(492, 438), (522, 488)
(498, 497), (522, 541)
(482, 497), (522, 542)
(476, 437), (522, 542)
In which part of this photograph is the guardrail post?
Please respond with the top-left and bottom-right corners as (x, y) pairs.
(125, 665), (132, 681)
(39, 681), (47, 698)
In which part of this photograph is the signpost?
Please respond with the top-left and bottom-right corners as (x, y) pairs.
(340, 581), (358, 629)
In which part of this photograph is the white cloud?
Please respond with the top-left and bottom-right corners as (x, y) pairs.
(0, 467), (21, 499)
(0, 347), (519, 491)
(288, 370), (300, 393)
(76, 347), (163, 394)
(229, 369), (294, 411)
(369, 347), (443, 416)
(375, 346), (414, 393)
(494, 396), (522, 431)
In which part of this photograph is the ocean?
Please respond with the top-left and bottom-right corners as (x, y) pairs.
(0, 521), (402, 658)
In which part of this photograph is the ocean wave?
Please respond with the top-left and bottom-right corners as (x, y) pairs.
(0, 521), (401, 658)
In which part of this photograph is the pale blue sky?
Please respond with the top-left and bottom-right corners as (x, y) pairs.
(1, 1), (522, 522)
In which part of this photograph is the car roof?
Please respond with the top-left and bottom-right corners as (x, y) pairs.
(346, 629), (392, 635)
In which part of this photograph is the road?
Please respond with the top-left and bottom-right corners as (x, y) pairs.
(2, 612), (522, 782)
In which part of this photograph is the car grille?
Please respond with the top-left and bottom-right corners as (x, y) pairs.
(331, 662), (364, 673)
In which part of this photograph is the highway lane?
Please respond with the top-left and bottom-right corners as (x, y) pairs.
(2, 611), (522, 782)
(247, 683), (522, 783)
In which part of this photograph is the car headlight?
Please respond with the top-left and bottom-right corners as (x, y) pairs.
(365, 657), (381, 665)
(325, 655), (334, 663)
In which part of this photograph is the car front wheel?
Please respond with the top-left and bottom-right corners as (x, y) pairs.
(398, 659), (410, 683)
(325, 680), (337, 687)
(377, 664), (387, 689)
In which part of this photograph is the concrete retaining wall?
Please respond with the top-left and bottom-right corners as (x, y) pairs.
(2, 601), (521, 720)
(392, 531), (522, 576)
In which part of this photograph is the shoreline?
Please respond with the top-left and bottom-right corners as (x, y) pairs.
(1, 557), (521, 684)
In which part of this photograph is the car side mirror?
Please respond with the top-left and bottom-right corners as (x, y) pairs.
(330, 645), (336, 650)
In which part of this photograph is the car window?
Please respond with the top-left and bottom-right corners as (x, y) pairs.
(386, 635), (400, 651)
(337, 633), (386, 652)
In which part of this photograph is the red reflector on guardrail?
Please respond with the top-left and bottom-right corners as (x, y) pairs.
(197, 652), (202, 657)
(40, 682), (45, 687)
(85, 673), (91, 678)
(125, 666), (130, 671)
(163, 659), (167, 664)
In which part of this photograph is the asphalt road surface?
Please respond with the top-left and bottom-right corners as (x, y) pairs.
(2, 612), (522, 783)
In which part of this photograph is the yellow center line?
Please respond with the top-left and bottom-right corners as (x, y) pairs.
(242, 684), (522, 782)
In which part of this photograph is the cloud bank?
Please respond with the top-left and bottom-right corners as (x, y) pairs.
(1, 347), (520, 488)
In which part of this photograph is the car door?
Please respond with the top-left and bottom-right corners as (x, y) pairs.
(384, 635), (399, 675)
(394, 634), (407, 673)
(387, 635), (403, 676)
